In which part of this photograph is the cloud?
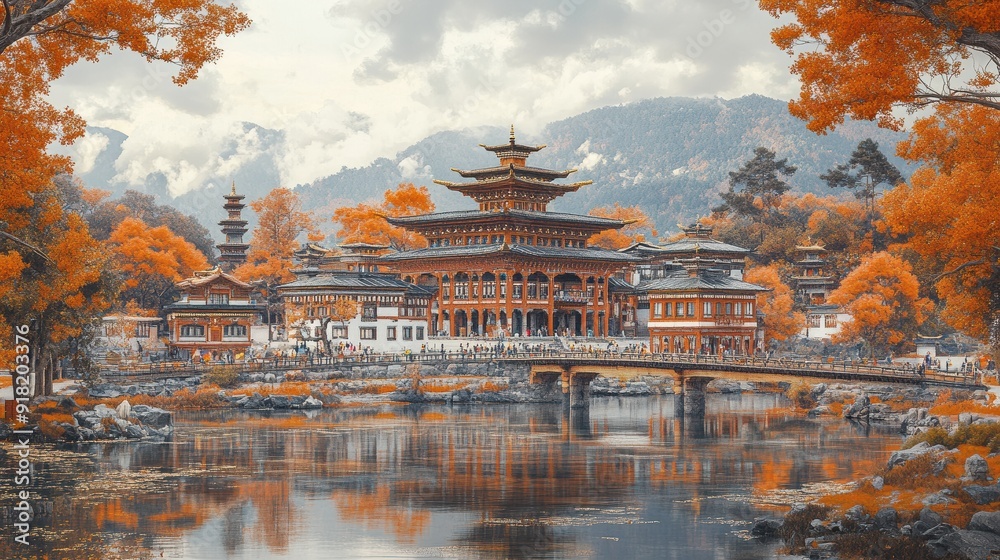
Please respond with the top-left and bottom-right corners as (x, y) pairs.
(70, 131), (110, 174)
(45, 0), (798, 198)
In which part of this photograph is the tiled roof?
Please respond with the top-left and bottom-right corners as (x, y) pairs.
(386, 209), (625, 228)
(279, 273), (423, 292)
(380, 243), (642, 263)
(650, 238), (751, 255)
(176, 267), (252, 289)
(607, 276), (636, 292)
(637, 273), (766, 292)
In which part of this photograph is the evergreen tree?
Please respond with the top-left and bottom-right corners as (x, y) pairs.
(714, 147), (797, 242)
(821, 139), (903, 203)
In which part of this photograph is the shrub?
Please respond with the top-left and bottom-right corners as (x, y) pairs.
(904, 423), (1000, 454)
(779, 504), (829, 552)
(835, 531), (964, 560)
(880, 453), (946, 489)
(786, 382), (816, 410)
(204, 365), (240, 388)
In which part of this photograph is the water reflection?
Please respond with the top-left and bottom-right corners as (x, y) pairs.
(0, 394), (899, 559)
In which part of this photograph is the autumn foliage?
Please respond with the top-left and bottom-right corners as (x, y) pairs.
(828, 252), (932, 357)
(760, 0), (1000, 132)
(234, 187), (320, 285)
(332, 183), (434, 250)
(0, 1), (248, 394)
(108, 217), (210, 309)
(586, 203), (658, 250)
(744, 264), (803, 345)
(881, 104), (1000, 342)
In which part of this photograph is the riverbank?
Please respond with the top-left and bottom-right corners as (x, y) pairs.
(757, 381), (1000, 559)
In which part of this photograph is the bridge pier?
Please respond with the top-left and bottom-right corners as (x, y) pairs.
(671, 376), (713, 419)
(562, 371), (597, 409)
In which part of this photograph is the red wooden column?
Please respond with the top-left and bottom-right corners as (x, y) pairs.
(504, 270), (513, 333)
(546, 275), (555, 336)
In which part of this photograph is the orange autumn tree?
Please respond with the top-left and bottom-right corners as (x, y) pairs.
(234, 187), (321, 330)
(586, 203), (658, 250)
(744, 264), (803, 348)
(0, 2), (248, 395)
(0, 180), (115, 395)
(881, 104), (1000, 343)
(332, 183), (434, 251)
(108, 217), (210, 310)
(828, 252), (933, 360)
(234, 187), (321, 285)
(763, 1), (1000, 355)
(760, 0), (1000, 133)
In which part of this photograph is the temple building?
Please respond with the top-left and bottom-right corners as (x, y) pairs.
(641, 257), (766, 355)
(380, 127), (641, 337)
(216, 183), (250, 270)
(277, 243), (432, 352)
(792, 243), (848, 339)
(164, 267), (263, 361)
(622, 223), (753, 337)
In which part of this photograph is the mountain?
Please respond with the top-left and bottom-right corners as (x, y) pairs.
(297, 95), (912, 234)
(75, 95), (913, 242)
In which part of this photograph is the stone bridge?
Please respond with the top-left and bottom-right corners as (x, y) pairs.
(500, 352), (984, 410)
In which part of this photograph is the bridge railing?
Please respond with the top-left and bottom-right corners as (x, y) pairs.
(75, 348), (984, 387)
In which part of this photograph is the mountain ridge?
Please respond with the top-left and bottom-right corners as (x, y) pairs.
(73, 95), (913, 243)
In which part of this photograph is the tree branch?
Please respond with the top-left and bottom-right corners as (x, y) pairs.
(0, 228), (53, 265)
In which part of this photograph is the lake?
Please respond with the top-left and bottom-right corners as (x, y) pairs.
(0, 394), (900, 559)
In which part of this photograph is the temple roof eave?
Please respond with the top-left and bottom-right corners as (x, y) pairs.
(432, 176), (593, 192)
(383, 209), (627, 230)
(451, 164), (577, 180)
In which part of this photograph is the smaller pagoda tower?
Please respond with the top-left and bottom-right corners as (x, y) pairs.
(217, 182), (249, 271)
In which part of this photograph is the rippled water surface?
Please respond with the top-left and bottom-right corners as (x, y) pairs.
(0, 394), (902, 559)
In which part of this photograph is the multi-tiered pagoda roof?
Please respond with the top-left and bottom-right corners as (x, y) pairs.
(383, 127), (637, 266)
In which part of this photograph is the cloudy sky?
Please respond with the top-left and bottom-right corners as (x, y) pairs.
(50, 0), (799, 196)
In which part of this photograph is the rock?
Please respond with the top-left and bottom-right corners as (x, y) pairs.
(93, 404), (118, 418)
(0, 421), (13, 439)
(60, 423), (81, 441)
(874, 507), (898, 532)
(301, 396), (323, 409)
(963, 484), (1000, 505)
(929, 529), (1000, 560)
(124, 424), (146, 439)
(87, 385), (121, 399)
(843, 393), (871, 420)
(871, 476), (884, 491)
(845, 505), (868, 522)
(130, 405), (172, 428)
(887, 442), (948, 469)
(922, 491), (956, 506)
(750, 518), (783, 538)
(269, 395), (291, 409)
(72, 411), (102, 430)
(263, 373), (276, 383)
(922, 523), (957, 540)
(115, 400), (132, 419)
(965, 454), (990, 481)
(807, 405), (833, 417)
(959, 412), (974, 425)
(921, 507), (943, 528)
(621, 381), (651, 396)
(968, 511), (1000, 535)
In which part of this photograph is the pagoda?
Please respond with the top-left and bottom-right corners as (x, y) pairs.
(217, 182), (249, 270)
(381, 127), (640, 338)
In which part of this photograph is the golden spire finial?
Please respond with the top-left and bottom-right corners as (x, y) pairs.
(230, 181), (237, 196)
(509, 124), (515, 143)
